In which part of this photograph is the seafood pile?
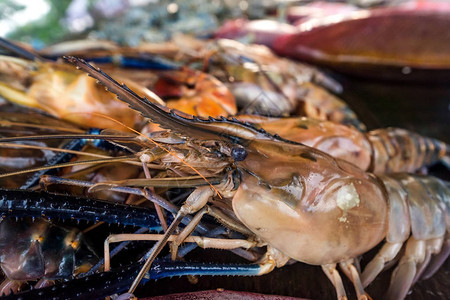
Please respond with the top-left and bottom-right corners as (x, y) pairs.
(0, 2), (449, 300)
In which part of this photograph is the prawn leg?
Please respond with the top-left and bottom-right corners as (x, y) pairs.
(386, 236), (444, 300)
(128, 185), (215, 293)
(421, 236), (450, 280)
(386, 237), (426, 300)
(139, 150), (168, 232)
(321, 264), (347, 300)
(339, 259), (370, 300)
(169, 205), (255, 260)
(104, 232), (257, 271)
(361, 242), (403, 287)
(170, 206), (208, 260)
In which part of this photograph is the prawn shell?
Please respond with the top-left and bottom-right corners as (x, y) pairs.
(249, 116), (372, 170)
(233, 141), (388, 265)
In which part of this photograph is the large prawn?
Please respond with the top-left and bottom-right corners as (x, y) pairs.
(235, 115), (449, 174)
(57, 57), (448, 300)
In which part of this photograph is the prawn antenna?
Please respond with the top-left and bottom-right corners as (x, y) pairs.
(66, 111), (222, 198)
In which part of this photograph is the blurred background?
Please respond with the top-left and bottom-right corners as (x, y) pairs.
(2, 0), (404, 47)
(0, 1), (448, 299)
(2, 0), (260, 47)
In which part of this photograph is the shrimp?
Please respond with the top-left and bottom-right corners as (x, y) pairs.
(0, 38), (162, 131)
(35, 36), (360, 128)
(236, 115), (449, 173)
(63, 57), (448, 300)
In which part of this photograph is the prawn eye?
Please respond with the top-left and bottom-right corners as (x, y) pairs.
(231, 146), (247, 161)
